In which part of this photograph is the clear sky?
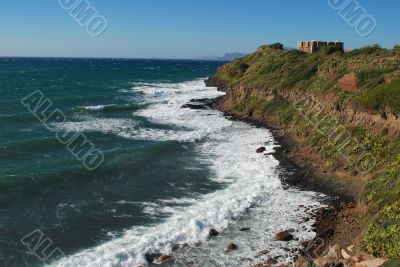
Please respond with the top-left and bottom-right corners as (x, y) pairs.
(0, 0), (398, 58)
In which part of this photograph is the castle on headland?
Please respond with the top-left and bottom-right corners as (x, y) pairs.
(297, 40), (344, 54)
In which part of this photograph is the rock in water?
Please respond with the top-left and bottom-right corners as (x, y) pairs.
(209, 228), (220, 237)
(275, 230), (294, 241)
(256, 147), (266, 153)
(158, 255), (171, 263)
(225, 242), (238, 252)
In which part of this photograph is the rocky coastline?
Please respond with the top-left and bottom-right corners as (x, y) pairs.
(203, 74), (393, 267)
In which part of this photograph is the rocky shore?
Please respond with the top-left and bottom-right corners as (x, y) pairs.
(142, 90), (396, 267)
(202, 77), (393, 267)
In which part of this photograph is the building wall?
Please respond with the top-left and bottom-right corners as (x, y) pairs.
(297, 41), (344, 53)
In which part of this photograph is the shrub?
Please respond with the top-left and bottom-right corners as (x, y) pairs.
(365, 223), (400, 258)
(281, 61), (320, 88)
(358, 80), (400, 113)
(238, 62), (249, 73)
(268, 43), (284, 50)
(348, 44), (385, 56)
(319, 45), (344, 55)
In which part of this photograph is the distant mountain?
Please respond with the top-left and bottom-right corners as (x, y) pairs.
(193, 52), (246, 61)
(220, 53), (246, 61)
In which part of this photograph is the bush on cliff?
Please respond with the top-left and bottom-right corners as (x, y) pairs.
(358, 80), (400, 114)
(268, 43), (284, 50)
(319, 45), (344, 55)
(347, 44), (386, 57)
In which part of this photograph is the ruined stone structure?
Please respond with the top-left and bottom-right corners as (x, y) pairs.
(298, 40), (344, 54)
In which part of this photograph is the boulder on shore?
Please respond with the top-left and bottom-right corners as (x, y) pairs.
(225, 242), (238, 252)
(158, 254), (171, 263)
(209, 228), (220, 237)
(275, 230), (294, 241)
(256, 147), (266, 153)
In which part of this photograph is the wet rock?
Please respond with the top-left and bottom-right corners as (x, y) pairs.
(158, 254), (172, 263)
(181, 103), (209, 110)
(275, 229), (294, 241)
(208, 228), (220, 237)
(256, 147), (266, 153)
(225, 242), (238, 252)
(144, 252), (161, 263)
(239, 227), (250, 232)
(255, 249), (270, 258)
(172, 244), (185, 252)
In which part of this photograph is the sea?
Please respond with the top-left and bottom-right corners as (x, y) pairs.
(0, 58), (325, 267)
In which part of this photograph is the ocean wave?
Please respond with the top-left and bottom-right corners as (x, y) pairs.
(73, 103), (146, 113)
(51, 79), (323, 266)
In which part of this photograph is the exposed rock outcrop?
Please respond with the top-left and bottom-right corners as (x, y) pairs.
(338, 73), (360, 92)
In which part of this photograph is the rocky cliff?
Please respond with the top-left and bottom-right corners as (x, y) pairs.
(206, 44), (400, 263)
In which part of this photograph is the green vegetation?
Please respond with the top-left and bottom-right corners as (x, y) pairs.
(212, 43), (400, 259)
(268, 43), (284, 50)
(346, 44), (386, 57)
(256, 96), (294, 124)
(358, 80), (400, 113)
(318, 45), (344, 55)
(258, 43), (284, 50)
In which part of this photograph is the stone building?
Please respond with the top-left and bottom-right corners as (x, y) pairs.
(297, 40), (344, 53)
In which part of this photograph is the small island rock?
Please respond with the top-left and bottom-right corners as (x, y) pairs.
(209, 228), (220, 237)
(225, 242), (238, 252)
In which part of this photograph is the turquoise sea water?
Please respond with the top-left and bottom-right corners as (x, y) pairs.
(0, 58), (323, 267)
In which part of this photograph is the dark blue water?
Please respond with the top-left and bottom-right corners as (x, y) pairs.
(0, 58), (225, 266)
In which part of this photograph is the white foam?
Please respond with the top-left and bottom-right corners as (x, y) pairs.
(84, 105), (107, 111)
(52, 79), (323, 267)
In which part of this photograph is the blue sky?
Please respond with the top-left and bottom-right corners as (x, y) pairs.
(0, 0), (398, 58)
